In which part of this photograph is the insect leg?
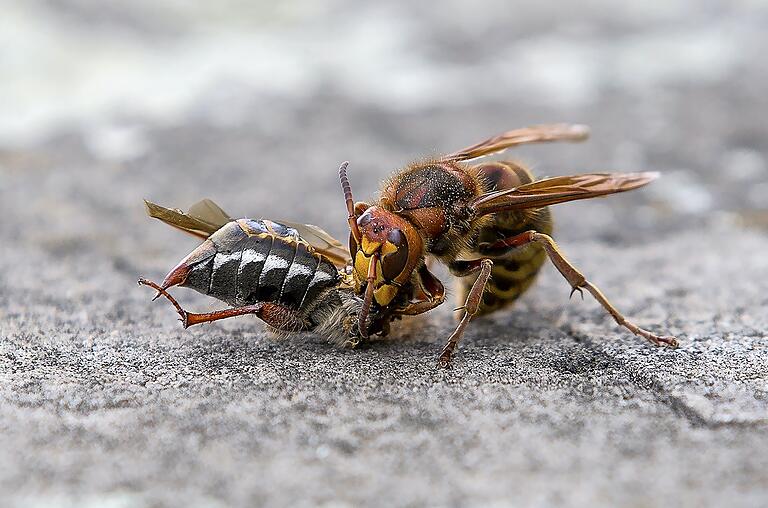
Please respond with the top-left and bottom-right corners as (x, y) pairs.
(138, 278), (304, 331)
(437, 259), (493, 368)
(357, 253), (379, 338)
(396, 265), (446, 316)
(397, 296), (444, 316)
(479, 232), (678, 347)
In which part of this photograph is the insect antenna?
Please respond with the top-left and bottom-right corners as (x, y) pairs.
(338, 161), (362, 243)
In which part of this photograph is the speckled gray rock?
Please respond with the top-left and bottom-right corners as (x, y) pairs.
(1, 1), (768, 507)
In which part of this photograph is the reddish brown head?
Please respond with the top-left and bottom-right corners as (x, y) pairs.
(349, 205), (424, 307)
(337, 161), (427, 338)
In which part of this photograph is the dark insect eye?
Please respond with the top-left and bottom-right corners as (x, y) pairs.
(381, 229), (409, 280)
(387, 228), (404, 246)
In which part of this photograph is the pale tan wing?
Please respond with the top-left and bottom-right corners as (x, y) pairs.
(146, 198), (351, 266)
(279, 220), (351, 267)
(187, 198), (232, 226)
(469, 172), (659, 217)
(144, 198), (233, 239)
(441, 124), (590, 163)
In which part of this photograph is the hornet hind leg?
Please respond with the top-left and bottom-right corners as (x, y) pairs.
(478, 232), (678, 347)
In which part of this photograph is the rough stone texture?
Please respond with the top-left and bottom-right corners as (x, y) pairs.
(1, 1), (767, 507)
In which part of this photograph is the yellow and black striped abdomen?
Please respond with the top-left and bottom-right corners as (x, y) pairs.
(458, 161), (553, 316)
(470, 207), (552, 315)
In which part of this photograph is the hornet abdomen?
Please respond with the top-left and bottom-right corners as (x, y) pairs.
(456, 161), (552, 316)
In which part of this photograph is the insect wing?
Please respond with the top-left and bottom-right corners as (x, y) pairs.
(441, 124), (590, 163)
(469, 172), (659, 217)
(144, 198), (232, 239)
(146, 198), (350, 266)
(278, 220), (351, 267)
(187, 198), (232, 227)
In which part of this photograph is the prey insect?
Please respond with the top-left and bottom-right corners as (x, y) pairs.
(340, 123), (678, 367)
(138, 200), (392, 347)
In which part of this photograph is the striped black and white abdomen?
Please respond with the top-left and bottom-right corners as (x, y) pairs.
(180, 219), (341, 313)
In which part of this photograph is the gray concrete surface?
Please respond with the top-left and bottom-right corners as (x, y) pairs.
(2, 1), (768, 507)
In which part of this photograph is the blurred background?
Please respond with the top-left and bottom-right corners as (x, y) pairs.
(2, 0), (766, 246)
(2, 1), (768, 506)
